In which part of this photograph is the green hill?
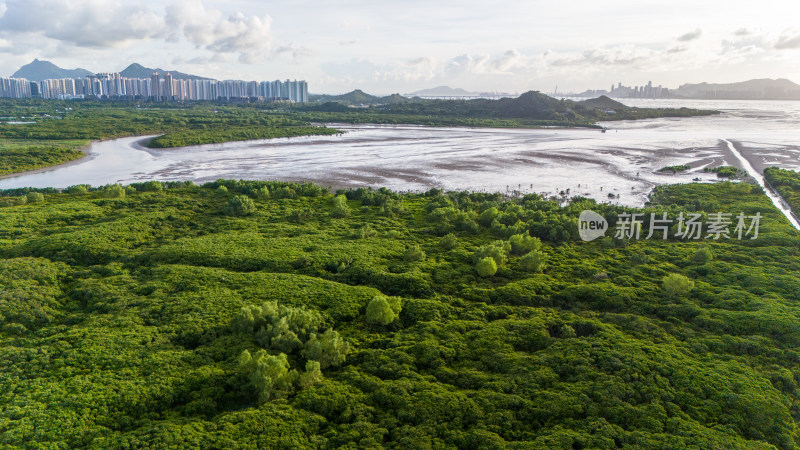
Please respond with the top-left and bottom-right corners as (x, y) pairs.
(119, 63), (212, 81)
(11, 59), (92, 81)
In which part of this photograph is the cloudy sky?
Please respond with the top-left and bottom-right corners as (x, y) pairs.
(1, 0), (800, 94)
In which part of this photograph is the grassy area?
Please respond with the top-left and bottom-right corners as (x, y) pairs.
(0, 139), (87, 175)
(765, 167), (800, 217)
(0, 180), (798, 448)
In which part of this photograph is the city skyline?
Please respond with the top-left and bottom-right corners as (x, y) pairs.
(0, 72), (309, 102)
(1, 0), (800, 95)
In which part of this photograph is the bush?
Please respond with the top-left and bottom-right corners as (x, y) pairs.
(403, 245), (426, 262)
(66, 184), (88, 194)
(101, 184), (125, 198)
(331, 205), (350, 218)
(692, 247), (713, 265)
(272, 186), (297, 199)
(125, 186), (137, 195)
(476, 257), (498, 277)
(663, 273), (695, 298)
(224, 195), (256, 216)
(137, 181), (164, 192)
(439, 233), (457, 250)
(473, 241), (511, 266)
(351, 224), (377, 239)
(255, 186), (271, 200)
(479, 207), (500, 227)
(366, 295), (402, 326)
(520, 250), (548, 273)
(238, 350), (296, 403)
(25, 192), (44, 203)
(303, 329), (349, 368)
(216, 185), (228, 194)
(509, 233), (541, 255)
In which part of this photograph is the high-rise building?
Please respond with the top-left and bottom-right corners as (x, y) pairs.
(1, 73), (309, 102)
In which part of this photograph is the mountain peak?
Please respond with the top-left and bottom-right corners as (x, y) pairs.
(11, 59), (92, 82)
(119, 63), (210, 80)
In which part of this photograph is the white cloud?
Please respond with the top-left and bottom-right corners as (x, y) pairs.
(0, 0), (166, 48)
(166, 1), (276, 63)
(492, 49), (521, 72)
(775, 33), (800, 50)
(676, 28), (702, 42)
(0, 0), (297, 64)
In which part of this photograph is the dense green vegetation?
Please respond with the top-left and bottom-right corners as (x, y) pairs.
(704, 165), (747, 179)
(658, 164), (691, 174)
(298, 91), (717, 128)
(0, 179), (798, 448)
(765, 167), (800, 217)
(0, 139), (86, 175)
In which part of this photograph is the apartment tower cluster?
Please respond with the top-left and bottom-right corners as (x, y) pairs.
(0, 73), (308, 103)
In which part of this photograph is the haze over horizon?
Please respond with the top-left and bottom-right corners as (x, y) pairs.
(1, 0), (800, 95)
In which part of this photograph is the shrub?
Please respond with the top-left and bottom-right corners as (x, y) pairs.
(238, 350), (295, 402)
(137, 181), (163, 192)
(331, 205), (350, 218)
(473, 241), (511, 266)
(66, 184), (88, 194)
(351, 224), (377, 239)
(25, 192), (44, 203)
(272, 186), (297, 199)
(289, 208), (315, 223)
(298, 361), (323, 389)
(255, 187), (271, 200)
(403, 245), (426, 262)
(476, 257), (498, 277)
(332, 194), (348, 208)
(439, 233), (457, 250)
(521, 250), (548, 273)
(224, 195), (256, 216)
(692, 247), (713, 265)
(125, 186), (137, 195)
(303, 329), (348, 368)
(366, 295), (402, 326)
(663, 273), (695, 298)
(102, 184), (125, 198)
(509, 233), (542, 255)
(216, 185), (229, 194)
(479, 207), (500, 226)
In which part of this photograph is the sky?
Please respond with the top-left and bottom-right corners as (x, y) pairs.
(1, 0), (800, 95)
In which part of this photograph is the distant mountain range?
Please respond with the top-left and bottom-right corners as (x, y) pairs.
(407, 86), (477, 97)
(672, 78), (800, 99)
(11, 59), (92, 82)
(119, 63), (211, 81)
(8, 59), (210, 82)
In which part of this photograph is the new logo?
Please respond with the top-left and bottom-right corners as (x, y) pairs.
(578, 210), (608, 242)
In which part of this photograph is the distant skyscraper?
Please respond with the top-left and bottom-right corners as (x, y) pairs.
(150, 73), (160, 100)
(164, 73), (174, 100)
